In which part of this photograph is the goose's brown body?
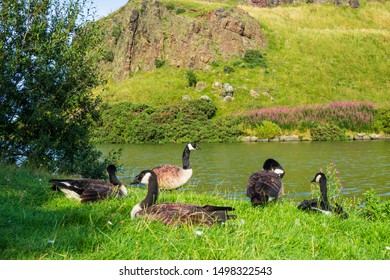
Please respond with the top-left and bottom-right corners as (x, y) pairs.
(246, 159), (285, 206)
(131, 170), (236, 226)
(50, 165), (127, 203)
(138, 142), (200, 190)
(246, 170), (284, 205)
(152, 165), (193, 190)
(137, 202), (235, 226)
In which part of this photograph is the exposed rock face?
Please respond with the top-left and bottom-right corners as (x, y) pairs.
(247, 0), (359, 7)
(104, 0), (266, 81)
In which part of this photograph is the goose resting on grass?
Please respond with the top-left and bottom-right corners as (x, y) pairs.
(297, 172), (348, 219)
(246, 158), (285, 206)
(50, 165), (127, 203)
(130, 170), (236, 226)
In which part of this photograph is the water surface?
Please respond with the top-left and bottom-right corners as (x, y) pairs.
(98, 141), (390, 201)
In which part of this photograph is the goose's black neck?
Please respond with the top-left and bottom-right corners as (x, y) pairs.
(182, 145), (192, 170)
(141, 172), (159, 208)
(108, 172), (122, 186)
(319, 176), (330, 210)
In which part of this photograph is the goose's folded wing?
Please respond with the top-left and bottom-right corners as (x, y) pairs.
(144, 203), (236, 226)
(297, 198), (318, 210)
(247, 171), (283, 198)
(79, 185), (114, 202)
(50, 179), (105, 195)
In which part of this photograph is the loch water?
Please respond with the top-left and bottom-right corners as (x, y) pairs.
(98, 141), (390, 202)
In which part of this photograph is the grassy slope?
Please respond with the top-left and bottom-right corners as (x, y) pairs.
(1, 164), (388, 260)
(97, 1), (390, 117)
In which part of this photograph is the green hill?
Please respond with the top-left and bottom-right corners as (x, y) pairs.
(93, 0), (389, 143)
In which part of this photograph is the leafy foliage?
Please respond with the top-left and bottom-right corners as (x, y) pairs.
(243, 49), (268, 68)
(0, 0), (111, 177)
(254, 121), (281, 139)
(373, 107), (390, 134)
(154, 59), (166, 68)
(358, 190), (390, 221)
(223, 65), (235, 73)
(186, 70), (197, 87)
(310, 124), (348, 141)
(93, 99), (241, 144)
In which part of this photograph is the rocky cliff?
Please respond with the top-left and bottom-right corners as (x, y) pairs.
(247, 0), (359, 8)
(101, 0), (266, 81)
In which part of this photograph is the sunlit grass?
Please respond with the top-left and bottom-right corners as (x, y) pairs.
(1, 164), (389, 260)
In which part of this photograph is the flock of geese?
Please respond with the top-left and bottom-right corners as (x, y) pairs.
(50, 142), (348, 226)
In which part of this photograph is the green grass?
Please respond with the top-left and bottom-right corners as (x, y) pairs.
(97, 1), (390, 117)
(1, 164), (389, 260)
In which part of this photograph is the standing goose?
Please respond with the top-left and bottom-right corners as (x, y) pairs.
(297, 172), (348, 219)
(246, 158), (285, 206)
(138, 142), (201, 190)
(50, 165), (127, 203)
(130, 170), (236, 226)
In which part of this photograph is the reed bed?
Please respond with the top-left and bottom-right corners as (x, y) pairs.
(242, 101), (375, 131)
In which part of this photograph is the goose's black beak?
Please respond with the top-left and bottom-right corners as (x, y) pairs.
(131, 177), (141, 185)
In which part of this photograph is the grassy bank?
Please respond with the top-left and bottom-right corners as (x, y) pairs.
(1, 164), (389, 260)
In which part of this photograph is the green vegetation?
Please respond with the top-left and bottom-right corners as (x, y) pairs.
(254, 121), (282, 139)
(186, 70), (198, 87)
(98, 1), (389, 112)
(92, 99), (241, 143)
(1, 163), (389, 260)
(94, 1), (389, 143)
(242, 49), (268, 69)
(310, 123), (348, 141)
(0, 0), (112, 177)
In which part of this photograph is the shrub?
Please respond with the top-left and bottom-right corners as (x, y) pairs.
(373, 107), (390, 134)
(210, 61), (219, 67)
(101, 49), (114, 62)
(243, 49), (268, 68)
(111, 22), (122, 43)
(254, 121), (282, 139)
(186, 70), (197, 87)
(176, 8), (186, 14)
(154, 59), (165, 68)
(310, 124), (348, 141)
(92, 100), (238, 144)
(223, 66), (235, 73)
(165, 3), (175, 10)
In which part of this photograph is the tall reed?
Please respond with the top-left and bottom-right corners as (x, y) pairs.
(243, 101), (375, 131)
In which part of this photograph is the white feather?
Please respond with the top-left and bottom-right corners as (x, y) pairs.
(119, 185), (127, 196)
(312, 207), (331, 215)
(141, 172), (152, 184)
(187, 143), (195, 150)
(176, 168), (193, 187)
(274, 168), (284, 176)
(131, 203), (143, 219)
(59, 188), (81, 202)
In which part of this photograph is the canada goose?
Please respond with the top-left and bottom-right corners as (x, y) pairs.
(130, 170), (236, 226)
(297, 172), (348, 219)
(50, 165), (127, 203)
(246, 158), (285, 206)
(138, 142), (201, 190)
